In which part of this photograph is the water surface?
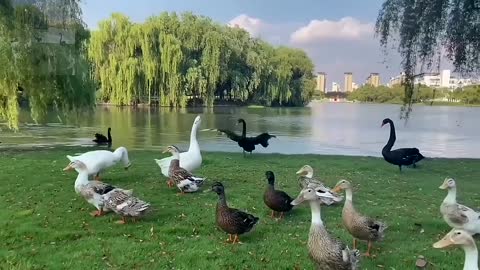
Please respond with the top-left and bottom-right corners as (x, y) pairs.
(1, 102), (478, 158)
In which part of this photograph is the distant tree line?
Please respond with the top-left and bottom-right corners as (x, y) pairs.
(347, 84), (480, 105)
(88, 12), (315, 108)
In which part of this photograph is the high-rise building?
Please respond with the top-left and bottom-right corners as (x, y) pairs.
(332, 82), (340, 92)
(315, 72), (326, 93)
(344, 72), (353, 92)
(366, 73), (380, 87)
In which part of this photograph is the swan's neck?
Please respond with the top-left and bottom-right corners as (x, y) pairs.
(384, 122), (396, 151)
(240, 121), (246, 138)
(309, 200), (323, 226)
(189, 122), (199, 152)
(107, 129), (111, 141)
(444, 188), (457, 204)
(345, 188), (353, 202)
(305, 171), (313, 178)
(74, 171), (89, 192)
(463, 245), (478, 270)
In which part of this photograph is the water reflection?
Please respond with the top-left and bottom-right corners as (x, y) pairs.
(1, 103), (479, 158)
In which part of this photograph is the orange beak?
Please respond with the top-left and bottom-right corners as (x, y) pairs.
(331, 186), (342, 193)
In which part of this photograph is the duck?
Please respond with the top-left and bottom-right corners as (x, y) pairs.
(381, 118), (424, 171)
(332, 180), (387, 257)
(93, 127), (112, 145)
(216, 118), (276, 157)
(291, 185), (360, 270)
(439, 178), (480, 235)
(263, 171), (293, 219)
(64, 146), (131, 181)
(163, 145), (206, 193)
(103, 188), (151, 224)
(433, 229), (479, 270)
(64, 159), (118, 217)
(296, 165), (343, 205)
(210, 182), (259, 244)
(155, 115), (202, 177)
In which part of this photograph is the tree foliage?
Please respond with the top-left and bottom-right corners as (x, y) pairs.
(375, 0), (480, 117)
(0, 0), (94, 129)
(88, 12), (315, 107)
(347, 84), (452, 103)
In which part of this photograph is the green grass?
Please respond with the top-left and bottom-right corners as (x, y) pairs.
(1, 148), (479, 269)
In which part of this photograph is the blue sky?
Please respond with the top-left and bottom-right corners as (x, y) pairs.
(81, 0), (405, 88)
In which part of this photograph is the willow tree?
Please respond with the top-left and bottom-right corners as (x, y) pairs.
(376, 0), (480, 118)
(0, 0), (94, 129)
(88, 12), (315, 108)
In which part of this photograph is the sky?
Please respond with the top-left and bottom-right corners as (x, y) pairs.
(80, 0), (407, 89)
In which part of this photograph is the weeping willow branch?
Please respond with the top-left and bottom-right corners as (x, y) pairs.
(376, 0), (480, 119)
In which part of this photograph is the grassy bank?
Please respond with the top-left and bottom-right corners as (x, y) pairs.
(1, 148), (479, 269)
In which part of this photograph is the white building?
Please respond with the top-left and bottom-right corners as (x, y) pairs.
(389, 70), (479, 89)
(352, 82), (359, 90)
(331, 82), (340, 92)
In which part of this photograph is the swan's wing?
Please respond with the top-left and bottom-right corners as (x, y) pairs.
(217, 129), (242, 142)
(94, 133), (107, 142)
(249, 133), (276, 147)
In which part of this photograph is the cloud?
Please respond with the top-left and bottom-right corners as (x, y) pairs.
(228, 14), (267, 38)
(290, 17), (374, 45)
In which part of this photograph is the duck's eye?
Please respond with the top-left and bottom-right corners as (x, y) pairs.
(456, 232), (461, 235)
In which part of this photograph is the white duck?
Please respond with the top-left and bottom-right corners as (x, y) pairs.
(434, 229), (479, 270)
(65, 146), (131, 180)
(440, 178), (480, 235)
(155, 115), (202, 177)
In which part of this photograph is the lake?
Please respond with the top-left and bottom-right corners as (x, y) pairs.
(1, 102), (479, 158)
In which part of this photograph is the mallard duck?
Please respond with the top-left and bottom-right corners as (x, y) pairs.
(216, 118), (276, 157)
(296, 165), (343, 205)
(433, 229), (479, 270)
(64, 159), (117, 217)
(263, 171), (293, 219)
(210, 182), (259, 244)
(93, 127), (112, 145)
(440, 178), (480, 235)
(64, 146), (131, 181)
(332, 180), (387, 257)
(291, 186), (360, 270)
(381, 118), (424, 171)
(103, 188), (150, 224)
(155, 115), (202, 177)
(163, 145), (206, 194)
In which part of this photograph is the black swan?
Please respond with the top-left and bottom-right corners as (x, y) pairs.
(217, 119), (276, 156)
(381, 118), (424, 171)
(93, 127), (112, 145)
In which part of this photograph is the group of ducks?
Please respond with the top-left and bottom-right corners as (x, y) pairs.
(63, 115), (477, 269)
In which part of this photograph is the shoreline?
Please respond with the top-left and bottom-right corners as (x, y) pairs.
(1, 146), (479, 160)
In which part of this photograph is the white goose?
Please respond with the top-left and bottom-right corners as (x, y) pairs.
(65, 146), (131, 180)
(155, 115), (202, 177)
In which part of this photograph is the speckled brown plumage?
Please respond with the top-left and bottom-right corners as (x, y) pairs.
(211, 182), (259, 243)
(308, 225), (360, 270)
(103, 189), (150, 223)
(342, 201), (386, 242)
(263, 171), (293, 218)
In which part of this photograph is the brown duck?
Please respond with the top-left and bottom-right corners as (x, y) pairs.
(263, 171), (293, 219)
(211, 182), (259, 244)
(163, 145), (205, 194)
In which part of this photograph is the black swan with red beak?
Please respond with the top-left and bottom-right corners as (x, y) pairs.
(381, 118), (424, 171)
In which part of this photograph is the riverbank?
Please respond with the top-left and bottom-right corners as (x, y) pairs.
(1, 148), (477, 269)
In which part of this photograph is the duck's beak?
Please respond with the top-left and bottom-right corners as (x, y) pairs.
(162, 148), (169, 153)
(295, 169), (305, 175)
(433, 236), (454, 249)
(63, 164), (74, 171)
(331, 186), (342, 194)
(291, 194), (305, 206)
(439, 182), (448, 189)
